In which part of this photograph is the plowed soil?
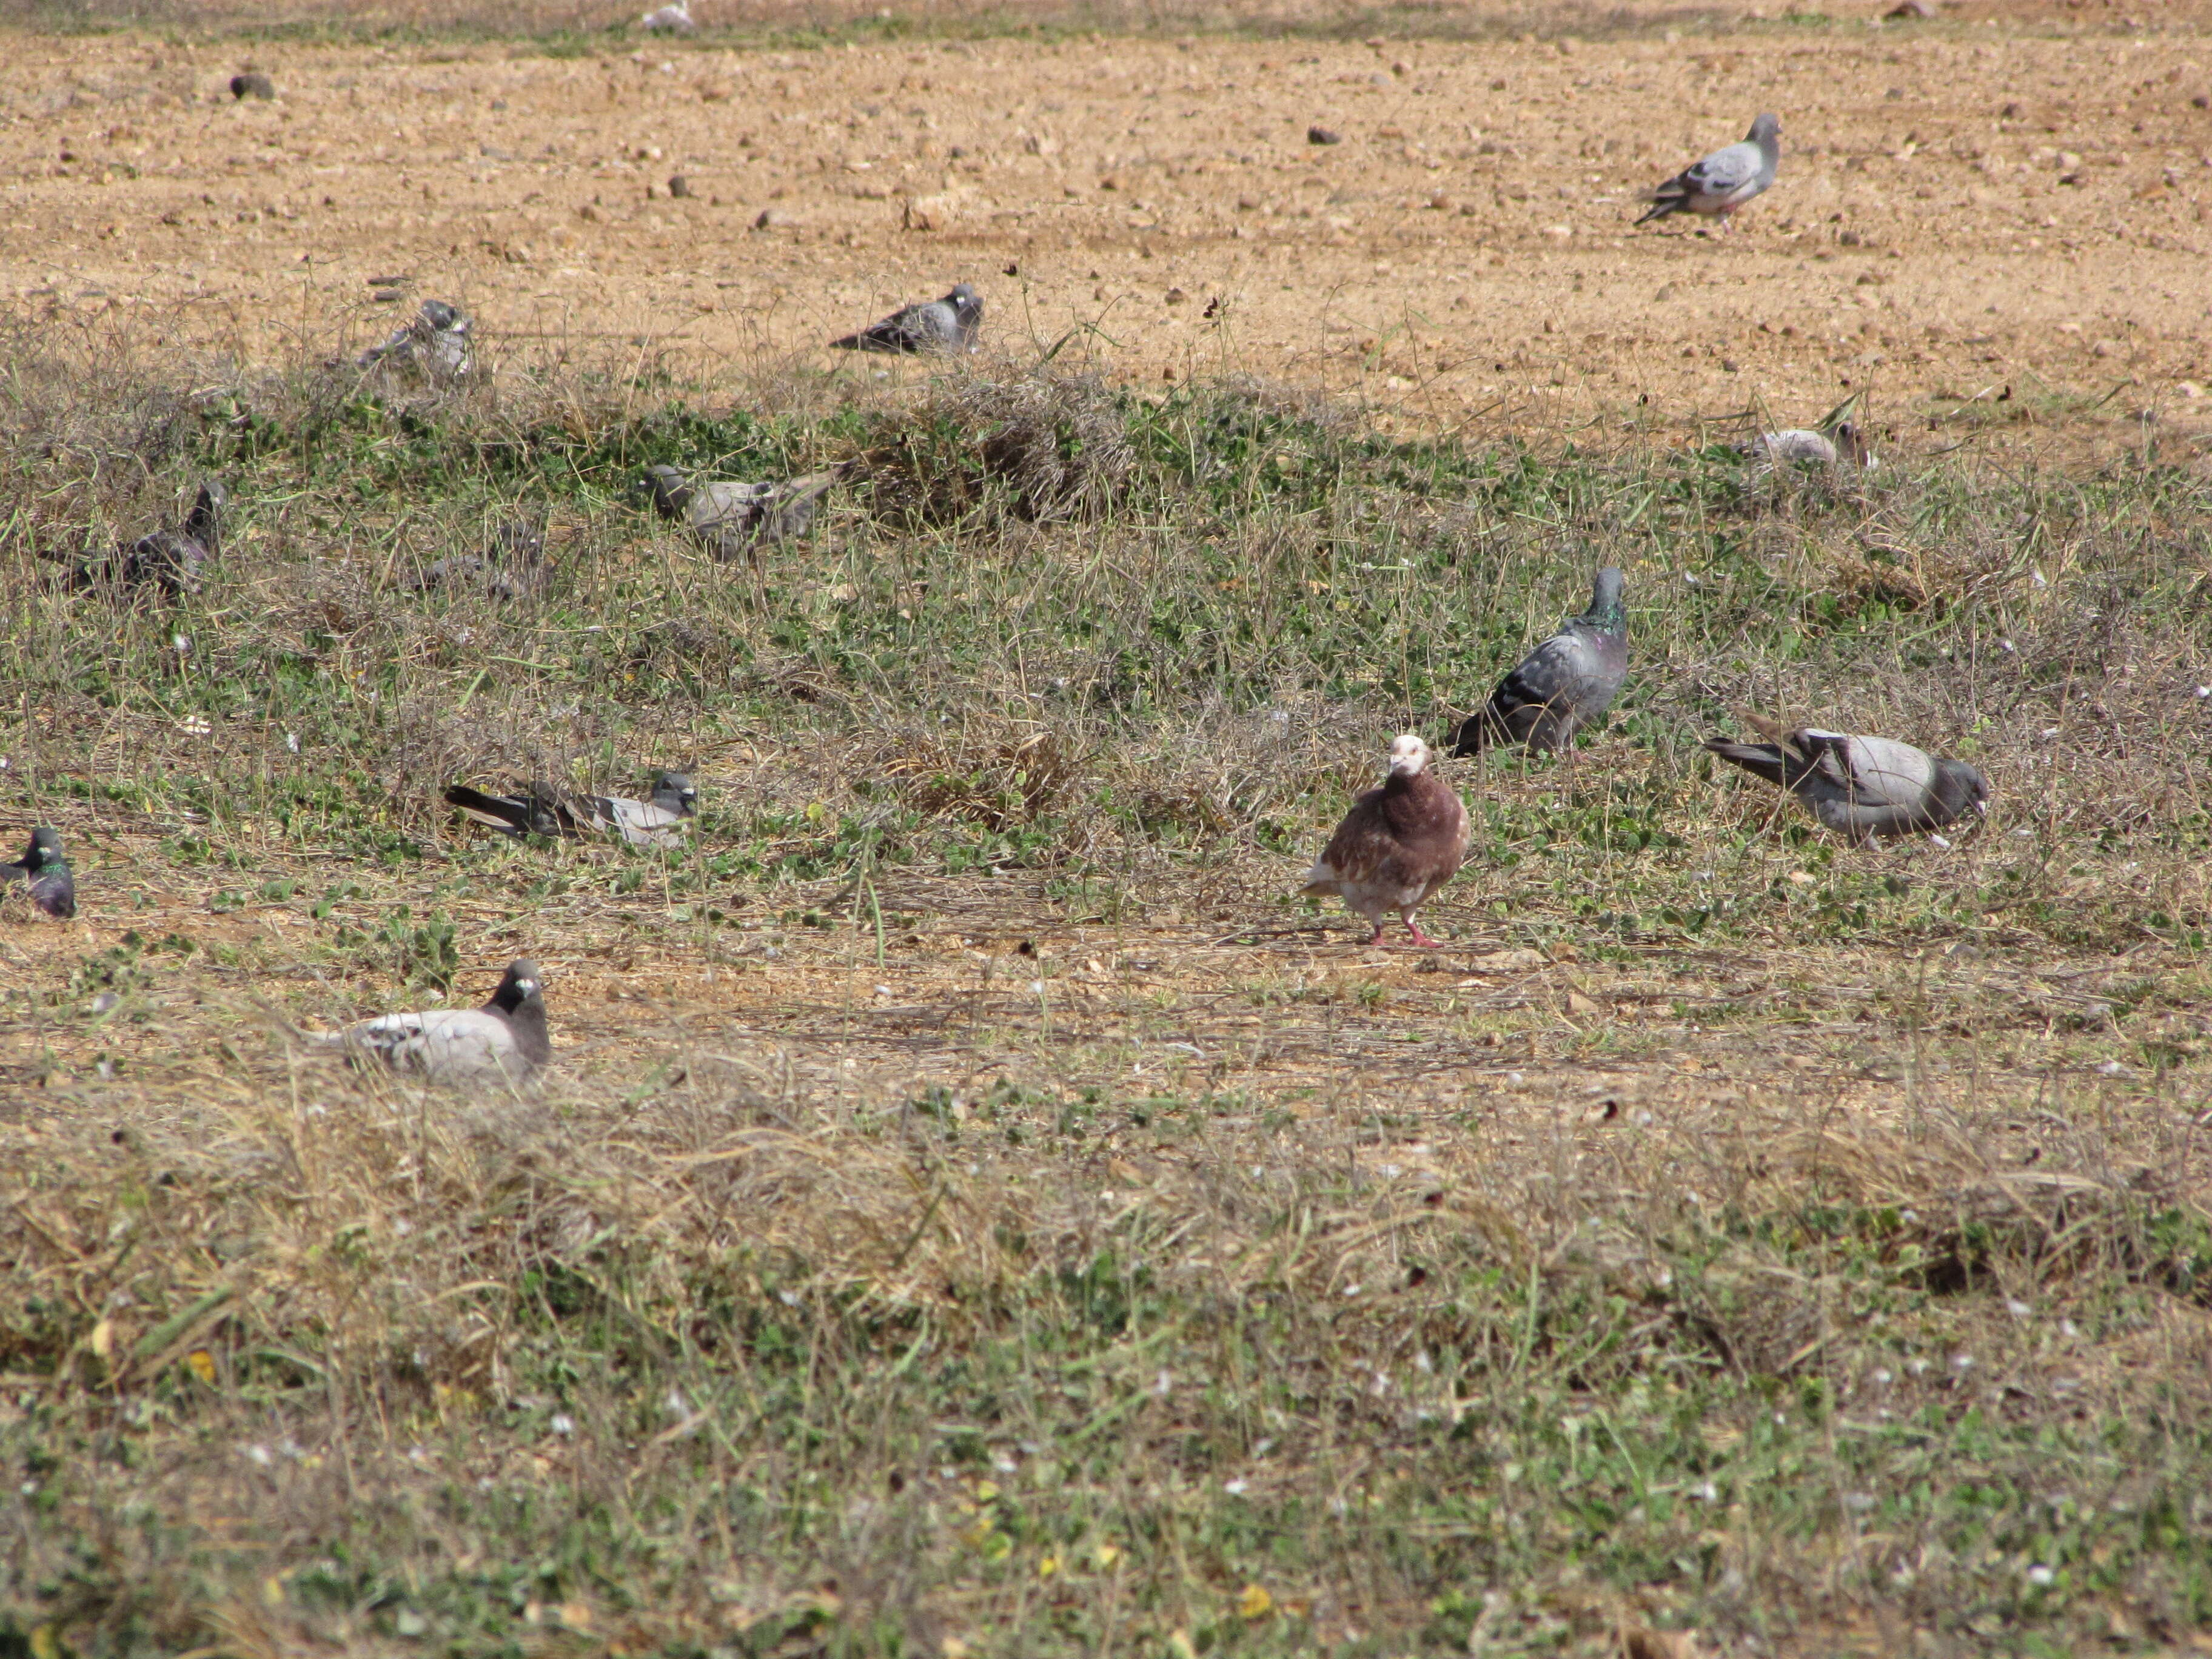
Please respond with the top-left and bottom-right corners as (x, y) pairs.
(7, 11), (2212, 459)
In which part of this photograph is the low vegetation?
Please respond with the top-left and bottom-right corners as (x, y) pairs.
(2, 306), (2210, 1657)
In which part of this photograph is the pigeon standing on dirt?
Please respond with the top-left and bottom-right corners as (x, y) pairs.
(2, 828), (75, 919)
(404, 520), (551, 599)
(1704, 716), (1988, 842)
(323, 959), (551, 1090)
(1301, 734), (1469, 947)
(640, 0), (695, 29)
(643, 463), (842, 558)
(72, 479), (227, 599)
(1638, 113), (1781, 227)
(1453, 567), (1629, 756)
(445, 771), (699, 849)
(361, 299), (472, 376)
(831, 285), (983, 355)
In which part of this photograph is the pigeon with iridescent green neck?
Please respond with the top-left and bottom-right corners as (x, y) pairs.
(1453, 567), (1628, 756)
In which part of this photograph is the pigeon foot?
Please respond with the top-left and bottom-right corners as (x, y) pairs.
(1404, 918), (1444, 948)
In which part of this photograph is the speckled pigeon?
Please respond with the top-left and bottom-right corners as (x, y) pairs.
(2, 828), (75, 919)
(1453, 567), (1628, 756)
(831, 284), (982, 355)
(1705, 716), (1988, 842)
(643, 464), (842, 558)
(1638, 113), (1780, 227)
(361, 299), (472, 376)
(1300, 734), (1468, 947)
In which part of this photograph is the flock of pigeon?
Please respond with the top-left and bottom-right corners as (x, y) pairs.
(4, 110), (1978, 1087)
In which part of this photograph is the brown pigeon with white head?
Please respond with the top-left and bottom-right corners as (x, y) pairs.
(1301, 734), (1469, 947)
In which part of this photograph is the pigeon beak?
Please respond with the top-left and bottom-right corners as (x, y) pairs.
(515, 977), (540, 998)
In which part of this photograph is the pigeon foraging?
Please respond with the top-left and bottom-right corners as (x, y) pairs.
(1301, 735), (1469, 947)
(1639, 113), (1780, 226)
(404, 520), (551, 599)
(446, 771), (698, 849)
(324, 959), (551, 1090)
(73, 479), (227, 599)
(361, 299), (472, 377)
(1453, 567), (1628, 756)
(1705, 719), (1987, 842)
(831, 284), (982, 355)
(2, 828), (75, 919)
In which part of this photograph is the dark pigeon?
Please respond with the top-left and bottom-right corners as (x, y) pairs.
(445, 771), (698, 850)
(830, 284), (982, 355)
(1453, 567), (1629, 756)
(72, 479), (227, 599)
(2, 827), (75, 919)
(324, 958), (551, 1090)
(404, 520), (550, 599)
(1638, 113), (1781, 227)
(1300, 735), (1468, 947)
(230, 72), (275, 100)
(1705, 717), (1988, 842)
(361, 298), (472, 376)
(642, 464), (842, 558)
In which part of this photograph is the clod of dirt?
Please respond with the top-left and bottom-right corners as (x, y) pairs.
(1307, 124), (1341, 146)
(230, 72), (275, 100)
(668, 175), (691, 198)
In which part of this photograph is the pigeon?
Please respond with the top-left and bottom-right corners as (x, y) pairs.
(642, 464), (842, 558)
(445, 771), (698, 849)
(72, 479), (227, 599)
(1452, 567), (1628, 756)
(403, 520), (550, 599)
(1638, 113), (1781, 227)
(229, 72), (275, 100)
(360, 299), (472, 377)
(640, 0), (695, 29)
(1300, 734), (1469, 947)
(2, 828), (75, 919)
(324, 959), (551, 1090)
(1744, 394), (1874, 469)
(830, 284), (983, 355)
(1704, 716), (1988, 842)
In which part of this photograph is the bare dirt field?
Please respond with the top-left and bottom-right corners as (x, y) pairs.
(6, 7), (2212, 459)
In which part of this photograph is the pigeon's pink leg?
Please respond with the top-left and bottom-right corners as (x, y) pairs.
(1404, 916), (1444, 948)
(1364, 923), (1388, 945)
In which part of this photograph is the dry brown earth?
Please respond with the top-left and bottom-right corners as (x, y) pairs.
(6, 12), (2212, 458)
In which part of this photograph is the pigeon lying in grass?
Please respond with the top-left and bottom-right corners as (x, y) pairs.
(1638, 113), (1781, 227)
(643, 464), (842, 558)
(361, 299), (472, 377)
(1301, 734), (1468, 947)
(325, 959), (551, 1090)
(404, 521), (550, 599)
(72, 480), (227, 599)
(640, 0), (695, 29)
(831, 284), (982, 355)
(1744, 394), (1874, 469)
(1453, 568), (1628, 756)
(1704, 716), (1988, 842)
(2, 828), (75, 919)
(445, 771), (698, 849)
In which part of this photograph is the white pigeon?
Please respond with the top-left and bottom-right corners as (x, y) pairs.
(324, 959), (552, 1090)
(640, 0), (695, 30)
(1639, 113), (1781, 228)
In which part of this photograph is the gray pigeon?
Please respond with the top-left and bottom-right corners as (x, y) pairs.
(1744, 394), (1874, 469)
(1638, 113), (1781, 227)
(404, 520), (550, 599)
(831, 284), (982, 355)
(324, 958), (551, 1090)
(643, 464), (842, 558)
(445, 771), (698, 849)
(1452, 567), (1629, 756)
(73, 479), (226, 598)
(1705, 717), (1988, 842)
(361, 299), (472, 376)
(2, 828), (75, 919)
(639, 0), (694, 27)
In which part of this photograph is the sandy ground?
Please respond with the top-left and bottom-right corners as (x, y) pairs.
(4, 16), (2211, 455)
